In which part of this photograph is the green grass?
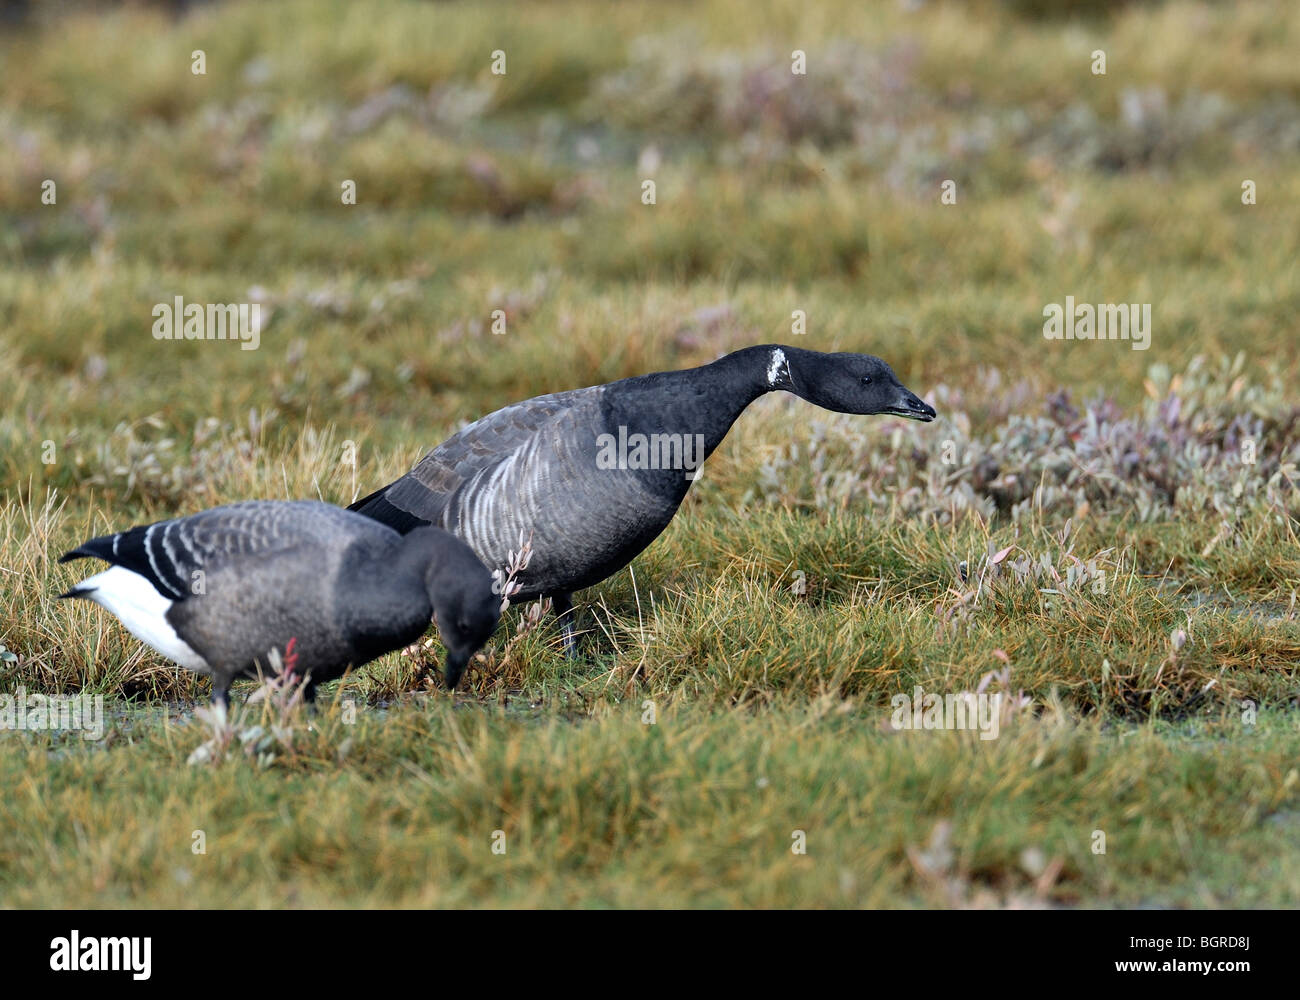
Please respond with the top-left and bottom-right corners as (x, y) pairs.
(7, 699), (1300, 908)
(1, 0), (1298, 908)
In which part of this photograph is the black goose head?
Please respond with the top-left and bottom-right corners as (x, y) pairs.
(413, 528), (502, 690)
(770, 347), (936, 421)
(435, 591), (501, 690)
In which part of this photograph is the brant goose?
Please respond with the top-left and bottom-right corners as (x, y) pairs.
(59, 500), (500, 704)
(350, 345), (936, 653)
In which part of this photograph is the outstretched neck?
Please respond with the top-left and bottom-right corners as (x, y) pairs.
(615, 345), (808, 459)
(690, 344), (810, 446)
(704, 343), (800, 396)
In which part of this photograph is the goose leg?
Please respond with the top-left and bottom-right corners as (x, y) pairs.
(210, 682), (230, 711)
(550, 592), (579, 659)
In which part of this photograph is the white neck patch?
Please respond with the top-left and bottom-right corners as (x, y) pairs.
(767, 348), (790, 388)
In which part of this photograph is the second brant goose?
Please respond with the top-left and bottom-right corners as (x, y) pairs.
(59, 500), (501, 703)
(350, 345), (937, 653)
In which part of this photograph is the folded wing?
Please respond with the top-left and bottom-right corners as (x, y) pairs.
(349, 386), (598, 533)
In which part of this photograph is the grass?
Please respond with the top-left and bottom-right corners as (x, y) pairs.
(7, 694), (1300, 908)
(1, 0), (1298, 908)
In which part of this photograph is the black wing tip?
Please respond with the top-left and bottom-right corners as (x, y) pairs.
(350, 485), (431, 535)
(59, 543), (105, 564)
(59, 542), (110, 596)
(347, 486), (385, 513)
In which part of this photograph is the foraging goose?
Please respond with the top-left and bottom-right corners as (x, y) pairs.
(59, 500), (500, 704)
(351, 345), (936, 652)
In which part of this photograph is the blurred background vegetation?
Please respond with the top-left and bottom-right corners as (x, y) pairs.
(2, 0), (1296, 473)
(0, 0), (1298, 908)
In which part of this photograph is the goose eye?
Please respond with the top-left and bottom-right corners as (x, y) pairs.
(862, 376), (873, 385)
